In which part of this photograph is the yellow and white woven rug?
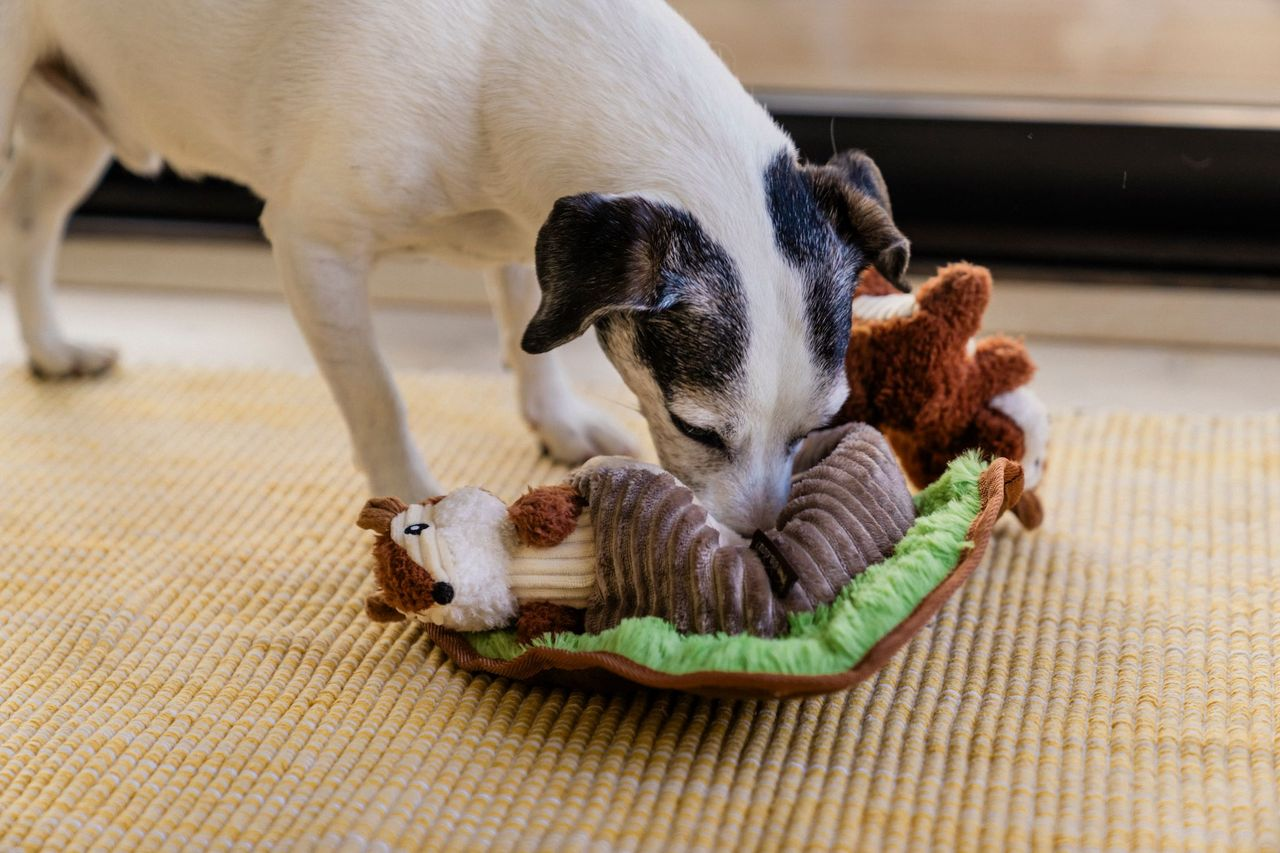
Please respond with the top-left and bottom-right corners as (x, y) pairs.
(1, 367), (1277, 850)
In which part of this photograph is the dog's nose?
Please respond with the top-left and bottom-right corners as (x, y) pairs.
(748, 499), (787, 534)
(721, 486), (789, 537)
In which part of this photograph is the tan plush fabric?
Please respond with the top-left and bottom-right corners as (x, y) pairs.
(2, 367), (1278, 849)
(573, 423), (915, 637)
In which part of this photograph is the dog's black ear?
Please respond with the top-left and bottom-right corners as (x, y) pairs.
(808, 150), (911, 291)
(523, 193), (680, 353)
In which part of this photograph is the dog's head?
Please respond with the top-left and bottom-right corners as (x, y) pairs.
(523, 149), (908, 535)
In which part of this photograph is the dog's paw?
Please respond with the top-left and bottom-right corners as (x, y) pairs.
(28, 342), (118, 381)
(367, 463), (444, 503)
(528, 397), (640, 467)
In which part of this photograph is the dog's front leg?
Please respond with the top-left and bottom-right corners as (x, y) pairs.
(265, 210), (440, 500)
(486, 263), (638, 465)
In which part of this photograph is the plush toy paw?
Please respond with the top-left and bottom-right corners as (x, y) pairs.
(508, 485), (584, 547)
(365, 592), (407, 622)
(527, 397), (640, 466)
(1011, 490), (1044, 530)
(515, 601), (585, 644)
(28, 341), (118, 380)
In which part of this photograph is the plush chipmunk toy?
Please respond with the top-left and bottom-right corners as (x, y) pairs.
(358, 423), (917, 641)
(838, 262), (1048, 528)
(358, 484), (593, 643)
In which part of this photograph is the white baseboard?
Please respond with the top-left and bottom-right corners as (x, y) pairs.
(58, 234), (486, 306)
(985, 278), (1280, 350)
(53, 235), (1280, 350)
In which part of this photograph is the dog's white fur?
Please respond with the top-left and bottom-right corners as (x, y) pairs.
(1, 0), (843, 532)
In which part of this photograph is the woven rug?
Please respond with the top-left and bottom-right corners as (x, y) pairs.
(1, 367), (1277, 851)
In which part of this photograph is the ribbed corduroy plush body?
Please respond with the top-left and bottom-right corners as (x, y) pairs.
(573, 423), (915, 637)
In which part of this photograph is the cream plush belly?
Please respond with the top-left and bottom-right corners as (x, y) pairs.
(506, 509), (596, 608)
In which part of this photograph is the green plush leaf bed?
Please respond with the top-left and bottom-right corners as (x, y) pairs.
(424, 454), (1023, 698)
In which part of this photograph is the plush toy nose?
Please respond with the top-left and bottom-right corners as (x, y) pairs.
(432, 581), (455, 605)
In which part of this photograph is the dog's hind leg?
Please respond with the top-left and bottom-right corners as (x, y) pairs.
(486, 263), (639, 465)
(0, 77), (115, 378)
(263, 205), (441, 500)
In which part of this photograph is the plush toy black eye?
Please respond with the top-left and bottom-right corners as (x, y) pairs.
(404, 523), (430, 535)
(432, 581), (454, 605)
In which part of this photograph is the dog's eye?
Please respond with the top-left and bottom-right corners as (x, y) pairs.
(670, 412), (726, 451)
(403, 523), (430, 535)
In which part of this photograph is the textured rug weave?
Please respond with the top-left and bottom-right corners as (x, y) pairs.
(1, 368), (1277, 850)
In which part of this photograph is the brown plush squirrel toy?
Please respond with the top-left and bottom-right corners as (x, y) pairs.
(357, 424), (918, 640)
(838, 262), (1047, 528)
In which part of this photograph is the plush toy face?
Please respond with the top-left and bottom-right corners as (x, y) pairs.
(389, 501), (453, 603)
(375, 488), (519, 633)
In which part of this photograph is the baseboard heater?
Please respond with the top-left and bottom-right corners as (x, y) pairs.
(73, 92), (1280, 279)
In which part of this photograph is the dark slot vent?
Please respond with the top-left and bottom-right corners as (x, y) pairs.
(73, 96), (1280, 278)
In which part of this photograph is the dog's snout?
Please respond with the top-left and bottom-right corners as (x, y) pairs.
(705, 469), (791, 536)
(746, 485), (789, 534)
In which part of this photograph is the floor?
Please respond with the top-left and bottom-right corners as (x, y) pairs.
(2, 270), (1278, 415)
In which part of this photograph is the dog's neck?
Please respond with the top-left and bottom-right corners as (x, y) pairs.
(479, 0), (793, 250)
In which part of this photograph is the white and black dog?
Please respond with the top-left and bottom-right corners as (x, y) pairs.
(1, 0), (907, 534)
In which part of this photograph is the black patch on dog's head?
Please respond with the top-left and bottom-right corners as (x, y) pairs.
(525, 194), (741, 357)
(764, 152), (857, 373)
(527, 192), (748, 397)
(524, 194), (669, 353)
(764, 149), (910, 372)
(805, 150), (911, 288)
(766, 152), (838, 269)
(592, 217), (747, 398)
(611, 275), (747, 400)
